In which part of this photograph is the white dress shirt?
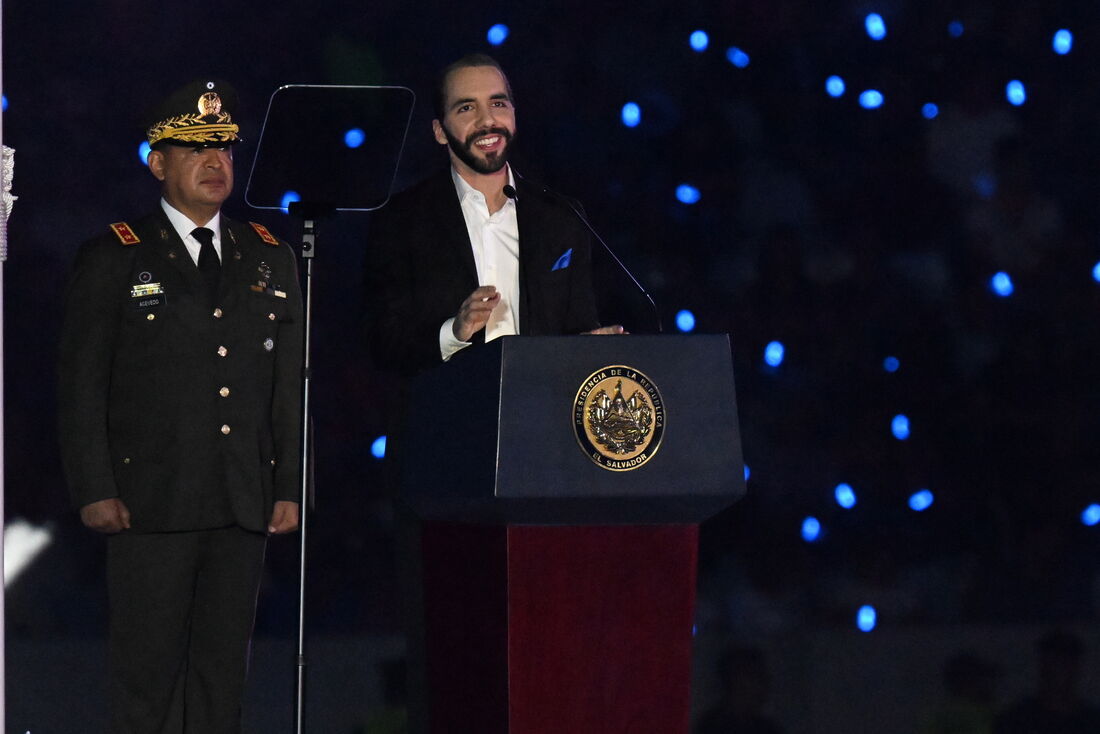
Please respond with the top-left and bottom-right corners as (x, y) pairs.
(439, 165), (520, 361)
(160, 198), (222, 266)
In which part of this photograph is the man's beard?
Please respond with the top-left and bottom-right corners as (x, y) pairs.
(443, 124), (514, 174)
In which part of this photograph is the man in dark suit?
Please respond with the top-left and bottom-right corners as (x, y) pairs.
(58, 79), (303, 733)
(365, 54), (623, 375)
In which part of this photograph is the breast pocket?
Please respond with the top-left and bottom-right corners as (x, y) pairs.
(118, 294), (168, 347)
(247, 291), (290, 323)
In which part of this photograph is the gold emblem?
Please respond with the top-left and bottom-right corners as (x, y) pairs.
(573, 365), (665, 471)
(198, 92), (222, 116)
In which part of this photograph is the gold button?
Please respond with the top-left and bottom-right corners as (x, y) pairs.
(268, 313), (276, 321)
(219, 387), (230, 397)
(217, 346), (228, 357)
(146, 313), (155, 321)
(270, 459), (277, 466)
(123, 457), (131, 464)
(213, 308), (223, 318)
(221, 424), (231, 435)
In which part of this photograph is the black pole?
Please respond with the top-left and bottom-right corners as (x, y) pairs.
(291, 204), (327, 734)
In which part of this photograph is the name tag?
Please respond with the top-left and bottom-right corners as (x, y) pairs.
(131, 294), (166, 310)
(250, 284), (287, 298)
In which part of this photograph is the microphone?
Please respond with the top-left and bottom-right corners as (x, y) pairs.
(508, 177), (661, 333)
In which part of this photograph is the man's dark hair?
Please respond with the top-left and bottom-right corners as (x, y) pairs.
(433, 53), (514, 119)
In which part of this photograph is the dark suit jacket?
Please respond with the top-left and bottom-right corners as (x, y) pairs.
(364, 168), (600, 375)
(58, 208), (303, 533)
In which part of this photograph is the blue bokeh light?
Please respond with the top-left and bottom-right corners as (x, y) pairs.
(370, 435), (387, 459)
(892, 414), (910, 440)
(909, 489), (934, 512)
(991, 271), (1014, 297)
(744, 465), (751, 481)
(857, 605), (878, 632)
(621, 102), (641, 128)
(676, 184), (701, 205)
(1082, 504), (1100, 526)
(973, 171), (997, 199)
(2, 95), (7, 111)
(860, 90), (884, 109)
(726, 47), (750, 68)
(948, 20), (964, 38)
(883, 356), (900, 373)
(344, 128), (365, 148)
(764, 341), (785, 367)
(487, 24), (509, 46)
(1092, 261), (1100, 283)
(1053, 29), (1073, 55)
(138, 141), (152, 165)
(826, 76), (846, 97)
(281, 190), (301, 214)
(835, 483), (857, 509)
(675, 309), (696, 333)
(865, 13), (887, 41)
(922, 103), (939, 120)
(802, 516), (822, 542)
(1006, 80), (1026, 106)
(690, 30), (709, 52)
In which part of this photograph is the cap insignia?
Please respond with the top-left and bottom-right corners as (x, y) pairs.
(198, 92), (222, 116)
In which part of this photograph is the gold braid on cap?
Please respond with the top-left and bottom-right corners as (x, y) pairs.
(146, 111), (239, 146)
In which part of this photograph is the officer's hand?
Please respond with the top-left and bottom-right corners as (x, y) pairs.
(583, 325), (628, 335)
(453, 286), (501, 342)
(268, 501), (300, 535)
(79, 498), (132, 534)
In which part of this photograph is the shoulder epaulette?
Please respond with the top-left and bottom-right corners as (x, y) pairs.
(250, 222), (280, 246)
(109, 222), (141, 246)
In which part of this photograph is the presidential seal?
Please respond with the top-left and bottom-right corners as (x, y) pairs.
(573, 365), (665, 471)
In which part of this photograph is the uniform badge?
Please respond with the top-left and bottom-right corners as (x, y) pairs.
(573, 366), (665, 471)
(250, 222), (280, 246)
(131, 282), (164, 297)
(249, 262), (288, 298)
(131, 280), (166, 310)
(198, 92), (223, 116)
(110, 222), (141, 245)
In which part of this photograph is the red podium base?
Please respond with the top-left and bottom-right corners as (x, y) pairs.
(415, 523), (699, 734)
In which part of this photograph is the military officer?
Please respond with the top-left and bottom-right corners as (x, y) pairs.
(57, 80), (303, 733)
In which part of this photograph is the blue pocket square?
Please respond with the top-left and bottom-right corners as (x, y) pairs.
(551, 248), (573, 271)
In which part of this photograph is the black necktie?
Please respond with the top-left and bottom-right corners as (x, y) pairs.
(192, 227), (220, 302)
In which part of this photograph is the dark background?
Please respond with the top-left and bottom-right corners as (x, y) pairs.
(5, 0), (1100, 731)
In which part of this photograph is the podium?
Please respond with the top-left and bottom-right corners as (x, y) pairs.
(399, 335), (745, 733)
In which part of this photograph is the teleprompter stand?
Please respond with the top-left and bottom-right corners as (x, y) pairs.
(246, 84), (415, 734)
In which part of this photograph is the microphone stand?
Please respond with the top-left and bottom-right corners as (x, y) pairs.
(505, 179), (662, 333)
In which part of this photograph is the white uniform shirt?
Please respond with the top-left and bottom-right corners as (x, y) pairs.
(160, 198), (222, 266)
(439, 166), (520, 361)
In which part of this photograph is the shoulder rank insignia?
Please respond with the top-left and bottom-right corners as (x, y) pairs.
(110, 222), (141, 245)
(250, 222), (280, 246)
